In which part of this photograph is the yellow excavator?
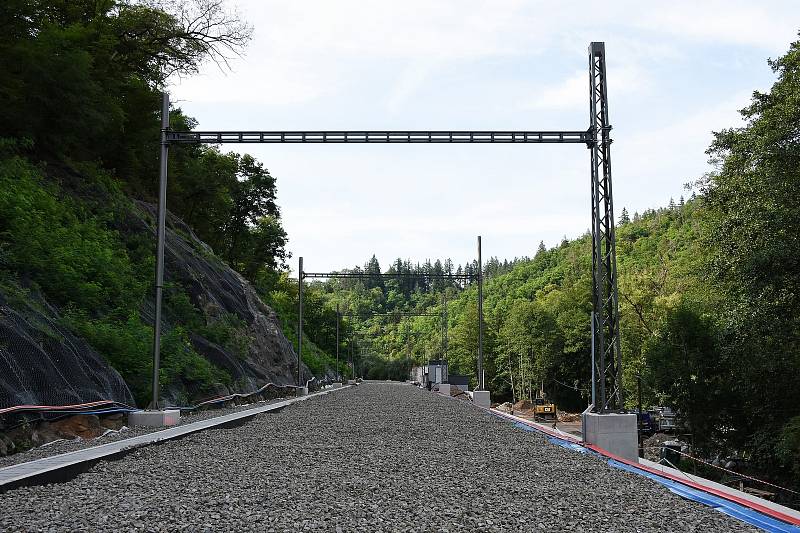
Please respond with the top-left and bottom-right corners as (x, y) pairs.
(533, 389), (557, 421)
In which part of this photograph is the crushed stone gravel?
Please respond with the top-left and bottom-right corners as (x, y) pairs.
(0, 396), (293, 469)
(0, 383), (758, 532)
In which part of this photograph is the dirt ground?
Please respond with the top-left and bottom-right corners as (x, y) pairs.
(497, 403), (584, 438)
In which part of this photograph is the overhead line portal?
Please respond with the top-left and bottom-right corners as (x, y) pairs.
(150, 42), (625, 433)
(302, 272), (475, 280)
(166, 130), (591, 145)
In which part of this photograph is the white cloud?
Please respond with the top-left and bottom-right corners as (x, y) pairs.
(633, 1), (799, 52)
(171, 58), (329, 105)
(614, 91), (752, 211)
(528, 71), (588, 110)
(526, 64), (650, 111)
(173, 1), (798, 107)
(167, 1), (799, 270)
(252, 1), (533, 60)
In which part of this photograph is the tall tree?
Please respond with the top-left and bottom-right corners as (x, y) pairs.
(365, 255), (385, 294)
(0, 0), (251, 186)
(702, 34), (800, 477)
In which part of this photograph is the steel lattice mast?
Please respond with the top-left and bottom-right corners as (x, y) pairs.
(588, 42), (623, 411)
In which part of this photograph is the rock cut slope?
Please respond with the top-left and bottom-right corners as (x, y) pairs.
(0, 287), (135, 410)
(0, 189), (307, 412)
(134, 202), (309, 404)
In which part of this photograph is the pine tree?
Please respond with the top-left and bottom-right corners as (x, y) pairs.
(619, 207), (630, 224)
(365, 255), (385, 293)
(432, 259), (445, 290)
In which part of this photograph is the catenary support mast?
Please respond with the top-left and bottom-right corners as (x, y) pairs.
(335, 303), (340, 381)
(477, 236), (484, 391)
(588, 42), (622, 411)
(150, 93), (169, 410)
(297, 256), (303, 387)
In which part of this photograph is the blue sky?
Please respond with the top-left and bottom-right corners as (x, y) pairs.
(170, 1), (800, 273)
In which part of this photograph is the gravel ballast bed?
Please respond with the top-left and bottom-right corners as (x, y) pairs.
(0, 396), (292, 469)
(0, 383), (757, 532)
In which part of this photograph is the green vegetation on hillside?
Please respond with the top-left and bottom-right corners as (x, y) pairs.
(0, 1), (341, 405)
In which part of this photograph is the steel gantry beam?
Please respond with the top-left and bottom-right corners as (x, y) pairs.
(149, 41), (623, 412)
(301, 272), (475, 280)
(340, 312), (442, 318)
(166, 130), (590, 145)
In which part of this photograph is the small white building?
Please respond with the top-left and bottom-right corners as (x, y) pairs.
(410, 360), (448, 389)
(409, 365), (424, 384)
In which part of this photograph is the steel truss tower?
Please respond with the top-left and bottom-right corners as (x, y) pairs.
(149, 42), (623, 412)
(588, 42), (622, 411)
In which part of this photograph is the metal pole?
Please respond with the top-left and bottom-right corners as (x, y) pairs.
(406, 319), (411, 360)
(444, 292), (450, 361)
(637, 374), (642, 416)
(441, 291), (448, 382)
(591, 310), (596, 407)
(336, 303), (340, 381)
(150, 92), (170, 410)
(298, 256), (303, 387)
(477, 235), (484, 390)
(637, 373), (643, 457)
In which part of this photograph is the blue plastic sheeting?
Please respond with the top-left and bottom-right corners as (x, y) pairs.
(507, 419), (799, 532)
(608, 459), (800, 533)
(512, 421), (537, 432)
(547, 436), (591, 454)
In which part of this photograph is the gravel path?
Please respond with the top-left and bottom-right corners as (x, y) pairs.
(0, 396), (295, 469)
(0, 383), (757, 532)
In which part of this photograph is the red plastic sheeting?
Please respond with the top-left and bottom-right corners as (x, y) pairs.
(0, 400), (128, 415)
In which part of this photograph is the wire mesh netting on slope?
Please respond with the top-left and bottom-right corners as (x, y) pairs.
(0, 200), (312, 423)
(104, 201), (318, 408)
(133, 202), (311, 407)
(0, 287), (135, 415)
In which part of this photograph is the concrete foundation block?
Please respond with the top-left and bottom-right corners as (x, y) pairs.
(297, 386), (309, 396)
(128, 409), (180, 428)
(347, 380), (357, 385)
(582, 412), (638, 462)
(331, 382), (343, 389)
(438, 383), (451, 396)
(473, 390), (491, 408)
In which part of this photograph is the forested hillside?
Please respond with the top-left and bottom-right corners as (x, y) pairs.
(307, 37), (800, 493)
(0, 1), (343, 411)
